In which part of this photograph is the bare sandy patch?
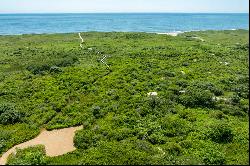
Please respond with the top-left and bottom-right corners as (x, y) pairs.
(0, 126), (83, 165)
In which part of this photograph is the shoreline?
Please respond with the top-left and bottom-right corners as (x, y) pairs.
(0, 28), (248, 36)
(155, 28), (242, 36)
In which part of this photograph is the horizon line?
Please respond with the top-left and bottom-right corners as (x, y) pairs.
(0, 11), (249, 14)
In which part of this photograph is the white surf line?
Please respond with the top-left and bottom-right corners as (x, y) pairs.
(78, 33), (84, 48)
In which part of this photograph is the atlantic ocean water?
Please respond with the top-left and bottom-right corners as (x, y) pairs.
(0, 13), (248, 35)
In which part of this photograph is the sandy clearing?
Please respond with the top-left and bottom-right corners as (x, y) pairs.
(0, 126), (83, 165)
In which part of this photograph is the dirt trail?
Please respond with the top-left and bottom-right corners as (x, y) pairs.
(79, 32), (84, 48)
(0, 126), (83, 165)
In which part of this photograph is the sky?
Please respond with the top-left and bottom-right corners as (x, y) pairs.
(0, 0), (249, 13)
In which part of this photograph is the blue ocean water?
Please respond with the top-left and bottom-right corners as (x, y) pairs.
(0, 13), (248, 35)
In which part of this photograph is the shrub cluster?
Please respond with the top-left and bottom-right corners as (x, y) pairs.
(0, 103), (22, 125)
(7, 145), (47, 165)
(207, 123), (234, 143)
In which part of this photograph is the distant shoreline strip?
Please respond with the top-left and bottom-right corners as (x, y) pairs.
(0, 28), (247, 36)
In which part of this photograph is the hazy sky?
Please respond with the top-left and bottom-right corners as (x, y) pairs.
(0, 0), (249, 13)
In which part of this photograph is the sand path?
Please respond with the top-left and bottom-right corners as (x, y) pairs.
(79, 33), (84, 48)
(0, 126), (83, 165)
(190, 36), (205, 42)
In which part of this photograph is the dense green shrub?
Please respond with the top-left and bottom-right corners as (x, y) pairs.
(178, 87), (215, 108)
(207, 123), (234, 143)
(7, 145), (47, 165)
(234, 43), (249, 51)
(148, 132), (166, 145)
(0, 130), (12, 153)
(217, 104), (247, 117)
(231, 93), (241, 104)
(78, 140), (155, 165)
(164, 142), (182, 156)
(162, 115), (192, 137)
(123, 33), (149, 39)
(148, 96), (161, 109)
(55, 56), (78, 67)
(211, 87), (224, 96)
(49, 66), (63, 73)
(176, 80), (188, 88)
(202, 148), (226, 165)
(178, 109), (197, 122)
(91, 106), (103, 119)
(165, 71), (176, 77)
(179, 140), (192, 149)
(74, 130), (102, 149)
(108, 128), (133, 141)
(26, 51), (78, 75)
(26, 64), (50, 75)
(0, 104), (22, 125)
(210, 111), (228, 120)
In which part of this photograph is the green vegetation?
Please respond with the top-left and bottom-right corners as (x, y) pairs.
(0, 103), (22, 125)
(0, 30), (249, 165)
(7, 145), (47, 165)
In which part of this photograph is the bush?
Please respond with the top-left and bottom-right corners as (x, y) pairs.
(211, 87), (224, 96)
(207, 123), (234, 143)
(26, 52), (78, 75)
(0, 130), (12, 153)
(178, 87), (215, 108)
(148, 96), (160, 109)
(108, 128), (133, 141)
(74, 130), (102, 149)
(49, 66), (63, 73)
(0, 104), (22, 125)
(78, 140), (154, 165)
(217, 104), (246, 117)
(231, 93), (241, 104)
(179, 140), (192, 149)
(202, 148), (226, 165)
(182, 62), (189, 66)
(55, 57), (78, 67)
(165, 71), (176, 77)
(147, 132), (166, 145)
(178, 109), (197, 122)
(7, 145), (47, 165)
(92, 106), (103, 119)
(210, 111), (228, 120)
(162, 115), (191, 137)
(26, 64), (50, 75)
(163, 142), (182, 156)
(176, 80), (188, 88)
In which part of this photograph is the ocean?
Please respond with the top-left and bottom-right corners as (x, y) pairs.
(0, 13), (248, 35)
